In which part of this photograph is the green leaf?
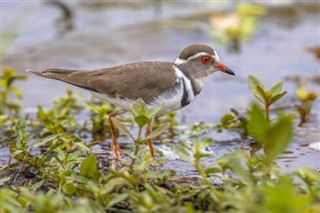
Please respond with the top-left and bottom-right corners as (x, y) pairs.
(169, 143), (191, 162)
(216, 150), (251, 182)
(135, 115), (150, 128)
(135, 160), (149, 174)
(30, 180), (44, 192)
(73, 142), (91, 152)
(0, 176), (11, 186)
(30, 134), (61, 149)
(205, 167), (221, 174)
(111, 117), (135, 141)
(256, 85), (268, 102)
(247, 103), (268, 144)
(15, 119), (26, 139)
(107, 193), (128, 207)
(193, 137), (214, 156)
(145, 122), (170, 140)
(269, 91), (287, 105)
(9, 142), (24, 161)
(247, 75), (265, 103)
(220, 113), (236, 124)
(297, 167), (320, 183)
(11, 150), (24, 158)
(148, 104), (163, 119)
(80, 155), (101, 180)
(129, 98), (148, 117)
(264, 114), (293, 160)
(11, 87), (23, 99)
(269, 81), (284, 95)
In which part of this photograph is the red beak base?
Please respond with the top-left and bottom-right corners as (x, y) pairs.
(216, 62), (235, 75)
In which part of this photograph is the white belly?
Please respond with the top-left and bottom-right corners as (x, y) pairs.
(90, 82), (185, 115)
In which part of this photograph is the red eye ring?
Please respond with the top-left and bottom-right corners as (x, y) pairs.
(200, 56), (211, 64)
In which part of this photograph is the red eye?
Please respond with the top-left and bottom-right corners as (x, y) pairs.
(200, 56), (211, 64)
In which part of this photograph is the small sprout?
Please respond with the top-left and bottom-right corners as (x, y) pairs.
(248, 75), (287, 122)
(216, 108), (248, 137)
(295, 82), (318, 126)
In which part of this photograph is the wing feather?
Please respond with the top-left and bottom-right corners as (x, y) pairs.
(28, 62), (178, 103)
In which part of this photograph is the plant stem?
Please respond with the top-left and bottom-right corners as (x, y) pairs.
(265, 104), (270, 123)
(130, 127), (142, 166)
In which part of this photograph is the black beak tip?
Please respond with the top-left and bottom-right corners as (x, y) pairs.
(227, 69), (235, 76)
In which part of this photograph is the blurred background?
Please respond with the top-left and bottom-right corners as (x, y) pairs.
(1, 0), (320, 170)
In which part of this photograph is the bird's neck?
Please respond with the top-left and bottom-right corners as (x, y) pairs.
(174, 64), (204, 96)
(188, 75), (204, 96)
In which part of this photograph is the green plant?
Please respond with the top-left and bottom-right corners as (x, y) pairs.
(83, 99), (113, 140)
(3, 119), (89, 181)
(247, 103), (294, 174)
(1, 75), (319, 213)
(111, 99), (170, 163)
(211, 3), (267, 52)
(35, 89), (84, 135)
(215, 108), (248, 136)
(247, 75), (287, 123)
(0, 68), (27, 114)
(296, 84), (318, 126)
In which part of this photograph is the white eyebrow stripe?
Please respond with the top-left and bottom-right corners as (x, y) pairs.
(214, 49), (220, 62)
(174, 51), (219, 65)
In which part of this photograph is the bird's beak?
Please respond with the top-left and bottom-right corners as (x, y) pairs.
(215, 62), (235, 75)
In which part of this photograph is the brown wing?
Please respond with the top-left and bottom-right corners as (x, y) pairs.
(28, 62), (178, 103)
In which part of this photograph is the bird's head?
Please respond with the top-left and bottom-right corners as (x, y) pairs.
(174, 44), (234, 79)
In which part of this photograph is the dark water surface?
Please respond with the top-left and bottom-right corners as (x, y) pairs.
(2, 1), (320, 173)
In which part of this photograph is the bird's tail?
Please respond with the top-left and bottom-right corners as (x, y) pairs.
(26, 68), (95, 91)
(26, 69), (43, 76)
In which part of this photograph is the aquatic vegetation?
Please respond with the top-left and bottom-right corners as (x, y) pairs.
(295, 82), (318, 126)
(247, 75), (287, 123)
(216, 75), (288, 137)
(0, 68), (27, 115)
(1, 71), (319, 212)
(210, 3), (267, 52)
(83, 99), (113, 140)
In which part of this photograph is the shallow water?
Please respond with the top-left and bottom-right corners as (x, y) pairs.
(2, 1), (320, 173)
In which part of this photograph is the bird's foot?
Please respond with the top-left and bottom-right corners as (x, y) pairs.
(111, 142), (124, 159)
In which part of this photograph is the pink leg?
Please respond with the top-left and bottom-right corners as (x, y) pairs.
(145, 120), (155, 159)
(108, 111), (125, 159)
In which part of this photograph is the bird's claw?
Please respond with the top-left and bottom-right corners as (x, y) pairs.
(111, 142), (124, 159)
